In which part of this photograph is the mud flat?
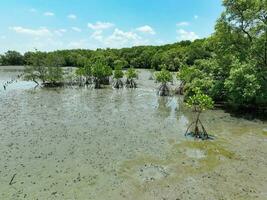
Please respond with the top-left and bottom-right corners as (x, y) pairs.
(0, 66), (266, 199)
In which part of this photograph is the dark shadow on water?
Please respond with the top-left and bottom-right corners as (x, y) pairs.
(223, 107), (267, 121)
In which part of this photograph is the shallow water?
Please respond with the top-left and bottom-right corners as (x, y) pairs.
(0, 66), (266, 200)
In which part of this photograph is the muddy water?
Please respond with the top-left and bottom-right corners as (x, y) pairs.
(0, 66), (266, 200)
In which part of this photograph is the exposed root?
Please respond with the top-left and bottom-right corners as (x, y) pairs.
(158, 83), (170, 96)
(175, 81), (185, 95)
(185, 119), (214, 140)
(42, 82), (64, 87)
(113, 79), (124, 89)
(125, 79), (137, 88)
(93, 78), (101, 89)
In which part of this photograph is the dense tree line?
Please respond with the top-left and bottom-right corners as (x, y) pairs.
(0, 39), (210, 71)
(1, 0), (266, 111)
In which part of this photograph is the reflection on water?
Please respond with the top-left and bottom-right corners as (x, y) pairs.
(0, 66), (266, 200)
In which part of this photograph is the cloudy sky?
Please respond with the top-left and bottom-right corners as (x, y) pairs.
(0, 0), (223, 53)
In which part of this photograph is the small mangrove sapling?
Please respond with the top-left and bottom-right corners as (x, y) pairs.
(75, 67), (85, 86)
(125, 67), (138, 88)
(155, 68), (173, 96)
(113, 65), (124, 89)
(185, 88), (214, 140)
(101, 65), (112, 85)
(91, 61), (112, 89)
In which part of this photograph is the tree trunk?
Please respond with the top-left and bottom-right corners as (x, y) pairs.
(194, 112), (201, 137)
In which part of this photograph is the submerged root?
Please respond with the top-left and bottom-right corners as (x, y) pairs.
(85, 77), (93, 85)
(125, 79), (137, 88)
(113, 79), (124, 89)
(158, 83), (170, 96)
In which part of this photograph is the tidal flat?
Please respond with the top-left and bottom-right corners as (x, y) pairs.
(0, 66), (266, 200)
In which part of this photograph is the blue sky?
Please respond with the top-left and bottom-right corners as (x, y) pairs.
(0, 0), (223, 53)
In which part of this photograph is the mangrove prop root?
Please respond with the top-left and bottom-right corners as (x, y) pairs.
(93, 78), (101, 89)
(113, 79), (124, 89)
(185, 119), (211, 140)
(158, 84), (170, 96)
(185, 122), (195, 136)
(125, 79), (137, 88)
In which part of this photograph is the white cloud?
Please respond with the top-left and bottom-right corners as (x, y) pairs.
(89, 28), (147, 48)
(68, 14), (77, 19)
(177, 29), (199, 41)
(88, 21), (114, 30)
(90, 30), (103, 41)
(44, 12), (55, 16)
(54, 29), (67, 37)
(107, 28), (141, 42)
(194, 15), (199, 19)
(177, 22), (190, 26)
(71, 27), (82, 32)
(105, 28), (146, 47)
(136, 25), (156, 35)
(10, 26), (53, 37)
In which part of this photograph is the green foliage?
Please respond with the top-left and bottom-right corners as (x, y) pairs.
(125, 67), (138, 79)
(185, 88), (214, 140)
(24, 51), (47, 83)
(82, 60), (92, 78)
(91, 60), (112, 79)
(178, 66), (204, 83)
(178, 59), (219, 100)
(24, 51), (64, 85)
(155, 68), (173, 84)
(113, 66), (124, 79)
(209, 0), (267, 108)
(1, 39), (211, 71)
(114, 59), (127, 69)
(0, 51), (24, 65)
(186, 88), (214, 112)
(44, 55), (64, 84)
(75, 67), (85, 77)
(224, 60), (261, 106)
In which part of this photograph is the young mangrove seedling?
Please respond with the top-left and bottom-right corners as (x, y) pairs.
(113, 65), (124, 89)
(125, 67), (138, 88)
(185, 88), (214, 140)
(155, 68), (173, 96)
